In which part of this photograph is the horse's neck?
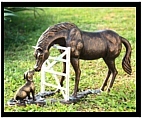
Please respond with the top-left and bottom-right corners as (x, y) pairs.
(53, 30), (68, 40)
(43, 31), (68, 50)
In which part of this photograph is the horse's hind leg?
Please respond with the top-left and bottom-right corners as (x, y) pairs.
(100, 69), (111, 91)
(103, 59), (118, 93)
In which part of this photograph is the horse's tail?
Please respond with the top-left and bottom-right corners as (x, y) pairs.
(120, 36), (132, 75)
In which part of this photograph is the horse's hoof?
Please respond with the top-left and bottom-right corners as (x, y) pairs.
(106, 88), (110, 93)
(91, 89), (102, 94)
(69, 95), (78, 101)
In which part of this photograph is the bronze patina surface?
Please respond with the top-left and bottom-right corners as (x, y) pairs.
(33, 22), (132, 99)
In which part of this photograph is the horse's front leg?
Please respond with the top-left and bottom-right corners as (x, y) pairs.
(60, 61), (66, 87)
(71, 58), (81, 98)
(54, 50), (66, 93)
(60, 50), (66, 87)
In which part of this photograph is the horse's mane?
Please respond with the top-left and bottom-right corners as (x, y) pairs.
(37, 22), (78, 45)
(44, 22), (77, 35)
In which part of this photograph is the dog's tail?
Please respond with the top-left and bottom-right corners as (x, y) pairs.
(121, 36), (132, 75)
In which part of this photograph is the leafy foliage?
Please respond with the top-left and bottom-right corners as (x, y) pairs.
(4, 7), (44, 21)
(4, 8), (16, 20)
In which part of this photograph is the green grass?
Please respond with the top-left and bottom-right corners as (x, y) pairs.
(4, 7), (136, 112)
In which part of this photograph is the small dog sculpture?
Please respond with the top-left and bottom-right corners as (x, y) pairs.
(14, 70), (35, 102)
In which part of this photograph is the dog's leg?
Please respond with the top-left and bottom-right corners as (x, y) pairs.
(27, 93), (32, 99)
(31, 90), (36, 101)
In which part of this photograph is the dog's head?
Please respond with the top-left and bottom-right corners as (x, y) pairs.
(24, 70), (35, 81)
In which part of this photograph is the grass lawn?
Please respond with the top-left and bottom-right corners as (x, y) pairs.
(4, 7), (136, 112)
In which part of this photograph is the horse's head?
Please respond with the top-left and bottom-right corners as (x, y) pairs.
(32, 22), (78, 71)
(32, 46), (50, 72)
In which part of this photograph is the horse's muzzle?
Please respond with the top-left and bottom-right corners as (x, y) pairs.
(34, 65), (41, 72)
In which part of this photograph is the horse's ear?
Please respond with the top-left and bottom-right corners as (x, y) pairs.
(32, 46), (42, 51)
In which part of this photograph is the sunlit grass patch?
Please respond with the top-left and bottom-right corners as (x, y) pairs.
(4, 7), (136, 112)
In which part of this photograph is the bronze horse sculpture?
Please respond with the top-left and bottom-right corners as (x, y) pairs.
(32, 22), (132, 98)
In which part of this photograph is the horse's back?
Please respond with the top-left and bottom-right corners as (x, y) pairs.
(80, 30), (122, 60)
(80, 30), (108, 60)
